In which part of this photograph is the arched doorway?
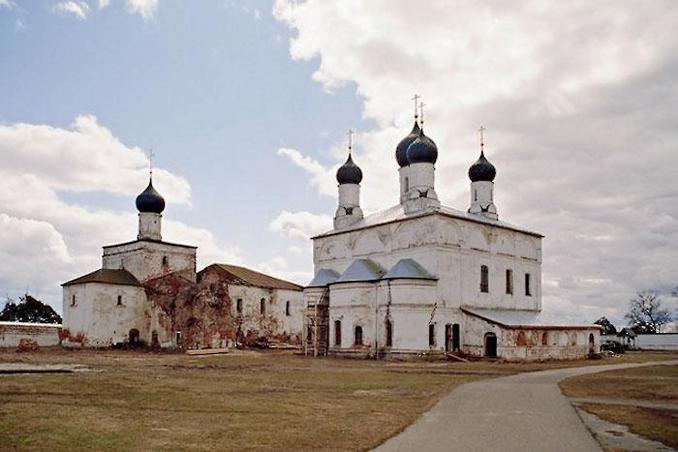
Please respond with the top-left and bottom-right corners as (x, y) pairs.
(151, 330), (159, 348)
(128, 329), (140, 347)
(354, 325), (363, 346)
(588, 333), (595, 355)
(445, 324), (452, 352)
(484, 332), (497, 358)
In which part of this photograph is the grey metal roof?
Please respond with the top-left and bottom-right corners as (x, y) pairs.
(307, 268), (341, 287)
(461, 307), (599, 329)
(312, 203), (543, 239)
(335, 259), (386, 283)
(62, 269), (141, 287)
(383, 258), (436, 280)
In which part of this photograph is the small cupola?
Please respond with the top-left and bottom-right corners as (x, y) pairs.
(468, 151), (496, 182)
(135, 179), (165, 214)
(395, 121), (420, 167)
(406, 128), (438, 164)
(336, 154), (363, 185)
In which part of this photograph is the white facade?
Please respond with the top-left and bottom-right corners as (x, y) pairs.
(303, 117), (599, 361)
(102, 240), (197, 283)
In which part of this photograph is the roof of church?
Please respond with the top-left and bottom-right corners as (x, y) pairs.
(335, 259), (386, 283)
(307, 269), (341, 288)
(383, 259), (437, 280)
(62, 269), (141, 287)
(461, 307), (599, 330)
(102, 238), (197, 249)
(313, 203), (543, 239)
(201, 264), (303, 291)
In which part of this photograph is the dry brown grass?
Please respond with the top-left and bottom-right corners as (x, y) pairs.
(559, 363), (678, 402)
(0, 349), (675, 451)
(579, 403), (678, 449)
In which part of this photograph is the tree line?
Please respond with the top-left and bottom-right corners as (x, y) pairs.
(595, 289), (676, 334)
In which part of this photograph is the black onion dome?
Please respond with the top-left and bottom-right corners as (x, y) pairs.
(135, 179), (166, 213)
(336, 154), (363, 185)
(468, 151), (496, 182)
(406, 128), (438, 164)
(395, 121), (420, 167)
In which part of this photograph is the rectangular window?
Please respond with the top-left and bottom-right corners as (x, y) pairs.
(428, 324), (436, 346)
(480, 265), (489, 293)
(506, 269), (513, 295)
(260, 298), (266, 315)
(285, 301), (291, 316)
(525, 273), (532, 296)
(236, 298), (243, 314)
(117, 295), (122, 306)
(71, 294), (76, 306)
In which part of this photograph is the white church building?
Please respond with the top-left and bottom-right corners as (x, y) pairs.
(62, 177), (303, 349)
(303, 107), (600, 361)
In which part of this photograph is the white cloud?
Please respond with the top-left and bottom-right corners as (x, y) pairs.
(276, 147), (336, 197)
(52, 1), (90, 19)
(270, 210), (332, 240)
(98, 0), (110, 9)
(125, 0), (158, 21)
(273, 0), (678, 325)
(0, 116), (239, 312)
(0, 0), (14, 10)
(0, 115), (191, 205)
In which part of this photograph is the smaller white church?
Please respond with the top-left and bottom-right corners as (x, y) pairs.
(62, 176), (304, 349)
(303, 103), (600, 361)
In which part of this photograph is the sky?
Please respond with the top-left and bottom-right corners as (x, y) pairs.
(1, 0), (677, 328)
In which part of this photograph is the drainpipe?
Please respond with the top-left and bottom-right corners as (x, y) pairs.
(373, 281), (379, 359)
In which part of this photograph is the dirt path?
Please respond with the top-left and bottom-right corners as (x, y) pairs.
(374, 360), (678, 452)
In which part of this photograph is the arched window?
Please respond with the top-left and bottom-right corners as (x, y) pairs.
(542, 332), (548, 346)
(236, 298), (243, 314)
(117, 295), (122, 306)
(354, 325), (363, 346)
(385, 320), (393, 347)
(285, 300), (291, 316)
(404, 176), (409, 192)
(71, 294), (76, 306)
(505, 269), (513, 295)
(480, 265), (489, 293)
(260, 298), (266, 315)
(334, 320), (342, 346)
(162, 256), (168, 266)
(428, 323), (436, 346)
(525, 273), (532, 296)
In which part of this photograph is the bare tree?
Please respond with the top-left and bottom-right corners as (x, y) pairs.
(624, 291), (673, 334)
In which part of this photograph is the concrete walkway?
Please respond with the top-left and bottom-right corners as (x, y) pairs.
(375, 360), (678, 452)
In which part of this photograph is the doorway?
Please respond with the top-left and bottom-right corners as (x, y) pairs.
(484, 332), (497, 358)
(588, 333), (595, 355)
(452, 324), (460, 352)
(128, 328), (140, 347)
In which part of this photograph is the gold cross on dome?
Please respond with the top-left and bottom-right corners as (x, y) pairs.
(411, 94), (420, 118)
(419, 101), (426, 126)
(478, 126), (486, 150)
(147, 149), (155, 176)
(347, 129), (354, 151)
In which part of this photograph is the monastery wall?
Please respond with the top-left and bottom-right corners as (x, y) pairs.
(102, 241), (197, 283)
(0, 322), (62, 347)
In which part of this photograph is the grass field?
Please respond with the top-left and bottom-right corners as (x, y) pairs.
(0, 349), (675, 451)
(560, 363), (678, 449)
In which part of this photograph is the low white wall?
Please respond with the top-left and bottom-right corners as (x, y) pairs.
(0, 322), (62, 347)
(636, 334), (678, 351)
